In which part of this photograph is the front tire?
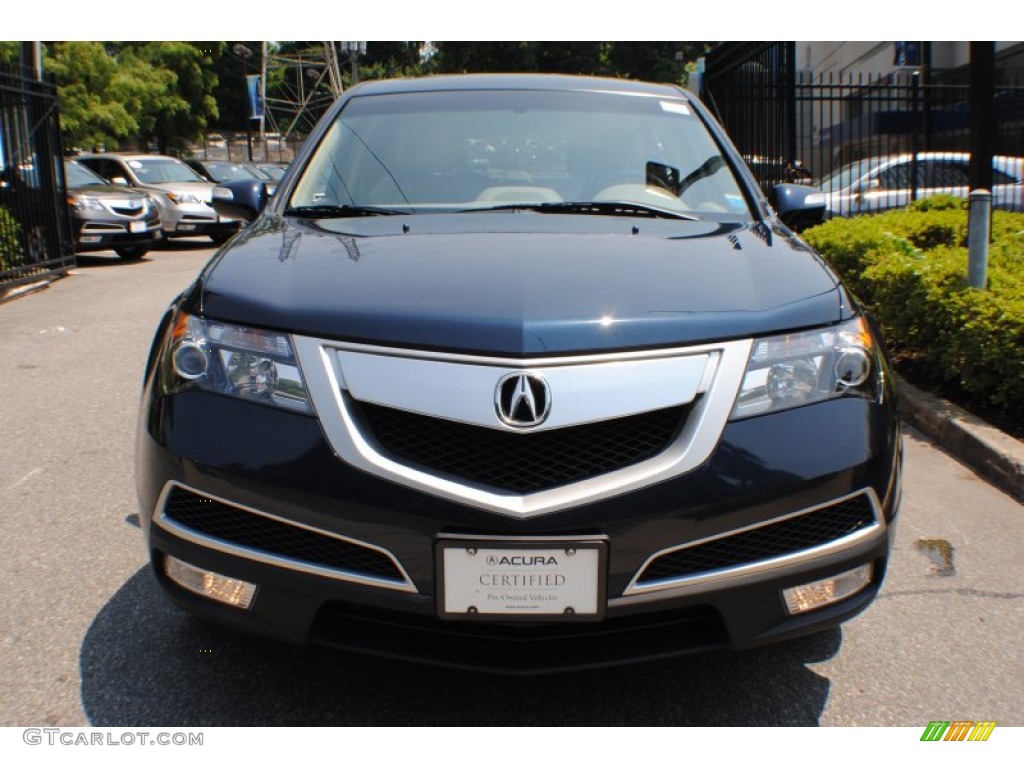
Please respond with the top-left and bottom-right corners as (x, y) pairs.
(115, 245), (150, 260)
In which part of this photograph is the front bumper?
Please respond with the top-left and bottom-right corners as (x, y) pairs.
(71, 212), (162, 252)
(137, 384), (901, 674)
(159, 201), (241, 237)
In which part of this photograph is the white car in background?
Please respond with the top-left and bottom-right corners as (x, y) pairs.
(820, 152), (1024, 217)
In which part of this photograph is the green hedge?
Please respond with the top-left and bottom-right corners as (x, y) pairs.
(0, 204), (25, 271)
(803, 197), (1024, 425)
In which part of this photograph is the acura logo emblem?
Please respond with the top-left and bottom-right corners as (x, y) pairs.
(495, 372), (551, 427)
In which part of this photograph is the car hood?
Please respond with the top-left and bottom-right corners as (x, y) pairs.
(67, 183), (150, 201)
(141, 181), (215, 200)
(195, 215), (843, 356)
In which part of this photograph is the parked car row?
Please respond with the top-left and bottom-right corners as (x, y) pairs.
(64, 153), (268, 258)
(819, 152), (1024, 218)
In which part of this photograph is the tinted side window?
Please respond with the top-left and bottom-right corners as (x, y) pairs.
(877, 164), (911, 190)
(926, 162), (970, 187)
(992, 168), (1017, 185)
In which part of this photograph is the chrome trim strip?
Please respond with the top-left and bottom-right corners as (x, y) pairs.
(338, 348), (712, 431)
(300, 338), (732, 368)
(622, 488), (885, 597)
(293, 336), (753, 518)
(153, 481), (418, 594)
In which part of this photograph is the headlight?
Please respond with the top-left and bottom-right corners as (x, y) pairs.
(730, 316), (880, 420)
(68, 195), (105, 211)
(166, 192), (203, 204)
(160, 311), (311, 413)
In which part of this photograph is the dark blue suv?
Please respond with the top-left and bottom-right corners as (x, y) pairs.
(136, 75), (901, 673)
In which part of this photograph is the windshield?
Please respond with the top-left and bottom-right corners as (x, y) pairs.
(257, 164), (287, 181)
(204, 162), (263, 182)
(289, 89), (751, 220)
(129, 157), (206, 184)
(65, 160), (108, 187)
(819, 159), (887, 192)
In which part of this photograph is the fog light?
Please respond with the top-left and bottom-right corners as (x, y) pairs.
(782, 564), (872, 615)
(79, 235), (102, 244)
(177, 223), (197, 231)
(164, 555), (257, 609)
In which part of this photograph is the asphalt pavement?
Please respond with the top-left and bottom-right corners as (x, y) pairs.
(1, 242), (1021, 726)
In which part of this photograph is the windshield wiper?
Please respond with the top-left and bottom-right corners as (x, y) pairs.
(285, 204), (404, 218)
(460, 201), (703, 221)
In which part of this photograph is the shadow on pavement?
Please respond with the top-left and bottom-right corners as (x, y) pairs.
(72, 253), (151, 268)
(154, 237), (221, 251)
(81, 567), (840, 727)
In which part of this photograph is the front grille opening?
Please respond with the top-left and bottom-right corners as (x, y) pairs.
(354, 401), (691, 494)
(162, 486), (405, 582)
(637, 493), (877, 585)
(310, 602), (727, 673)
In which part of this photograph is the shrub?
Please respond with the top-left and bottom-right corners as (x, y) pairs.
(0, 204), (25, 272)
(804, 206), (1024, 425)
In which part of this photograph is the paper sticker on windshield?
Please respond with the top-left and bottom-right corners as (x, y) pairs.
(726, 194), (746, 209)
(659, 101), (691, 115)
(128, 160), (144, 168)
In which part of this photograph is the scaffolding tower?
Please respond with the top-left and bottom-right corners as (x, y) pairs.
(262, 42), (344, 140)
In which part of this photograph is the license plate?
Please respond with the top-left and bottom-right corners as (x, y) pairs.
(437, 539), (606, 620)
(129, 220), (145, 233)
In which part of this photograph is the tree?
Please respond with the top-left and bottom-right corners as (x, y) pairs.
(605, 42), (710, 84)
(43, 42), (140, 150)
(432, 42), (537, 74)
(118, 42), (222, 151)
(429, 42), (713, 83)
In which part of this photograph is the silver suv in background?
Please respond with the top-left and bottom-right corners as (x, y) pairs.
(821, 152), (1024, 217)
(75, 153), (242, 245)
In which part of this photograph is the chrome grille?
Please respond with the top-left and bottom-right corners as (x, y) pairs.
(355, 402), (689, 494)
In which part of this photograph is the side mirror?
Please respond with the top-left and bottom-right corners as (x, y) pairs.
(771, 183), (827, 231)
(211, 180), (269, 223)
(110, 176), (129, 186)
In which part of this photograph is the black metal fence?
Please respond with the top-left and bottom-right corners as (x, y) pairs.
(700, 43), (1024, 215)
(0, 64), (73, 294)
(187, 131), (302, 164)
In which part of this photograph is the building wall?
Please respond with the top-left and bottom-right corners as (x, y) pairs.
(800, 42), (1020, 77)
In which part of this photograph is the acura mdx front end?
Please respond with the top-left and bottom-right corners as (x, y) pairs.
(136, 75), (901, 674)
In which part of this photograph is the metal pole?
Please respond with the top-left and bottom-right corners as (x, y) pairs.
(909, 69), (919, 202)
(969, 42), (995, 192)
(260, 41), (267, 143)
(967, 190), (991, 289)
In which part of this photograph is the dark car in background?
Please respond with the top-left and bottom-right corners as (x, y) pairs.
(137, 75), (901, 674)
(184, 158), (278, 198)
(64, 159), (161, 259)
(249, 162), (288, 182)
(183, 158), (264, 184)
(75, 153), (242, 245)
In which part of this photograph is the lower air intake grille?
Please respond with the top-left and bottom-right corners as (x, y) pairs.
(162, 487), (404, 582)
(637, 493), (877, 585)
(355, 402), (688, 494)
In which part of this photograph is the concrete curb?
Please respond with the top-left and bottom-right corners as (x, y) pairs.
(0, 278), (52, 305)
(897, 377), (1024, 502)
